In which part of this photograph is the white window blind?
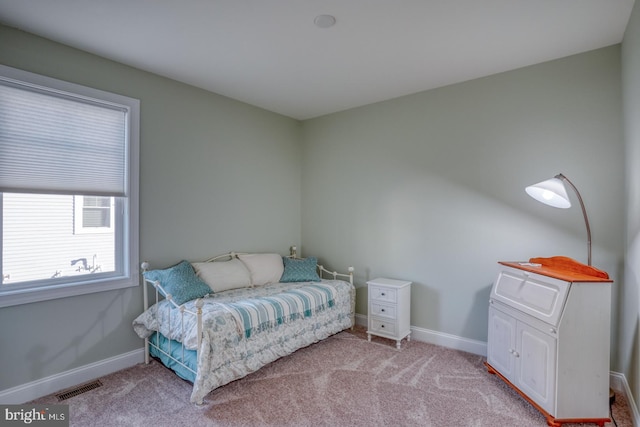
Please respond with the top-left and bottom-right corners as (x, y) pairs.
(0, 79), (128, 197)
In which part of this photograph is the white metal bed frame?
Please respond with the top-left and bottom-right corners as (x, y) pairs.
(140, 247), (355, 384)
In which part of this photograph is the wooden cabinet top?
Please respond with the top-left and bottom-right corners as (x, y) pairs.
(499, 256), (612, 283)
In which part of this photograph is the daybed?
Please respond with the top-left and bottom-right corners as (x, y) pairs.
(132, 249), (355, 404)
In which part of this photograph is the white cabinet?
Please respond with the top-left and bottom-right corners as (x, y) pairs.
(367, 278), (411, 349)
(486, 260), (612, 427)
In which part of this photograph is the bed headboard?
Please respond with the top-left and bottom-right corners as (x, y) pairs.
(141, 246), (354, 286)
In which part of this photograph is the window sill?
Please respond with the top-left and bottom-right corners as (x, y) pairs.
(0, 275), (139, 307)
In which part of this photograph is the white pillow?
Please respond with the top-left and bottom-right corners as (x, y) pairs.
(191, 259), (251, 293)
(237, 253), (284, 286)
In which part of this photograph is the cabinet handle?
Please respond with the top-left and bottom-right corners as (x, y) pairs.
(512, 351), (520, 358)
(550, 328), (557, 334)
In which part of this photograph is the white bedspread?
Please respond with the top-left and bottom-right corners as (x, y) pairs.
(133, 279), (354, 403)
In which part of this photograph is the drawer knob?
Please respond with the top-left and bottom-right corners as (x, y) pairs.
(381, 324), (385, 328)
(381, 292), (386, 296)
(381, 309), (385, 312)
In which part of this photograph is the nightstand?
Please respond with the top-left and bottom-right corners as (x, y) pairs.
(366, 277), (411, 349)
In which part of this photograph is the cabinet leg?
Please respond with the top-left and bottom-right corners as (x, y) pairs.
(396, 340), (401, 350)
(545, 416), (564, 427)
(367, 333), (371, 342)
(407, 333), (411, 342)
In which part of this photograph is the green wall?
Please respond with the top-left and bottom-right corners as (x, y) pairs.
(301, 46), (624, 350)
(621, 0), (640, 413)
(0, 24), (301, 392)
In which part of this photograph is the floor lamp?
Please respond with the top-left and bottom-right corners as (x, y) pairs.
(525, 173), (592, 266)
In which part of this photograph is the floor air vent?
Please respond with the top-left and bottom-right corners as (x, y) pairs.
(56, 380), (103, 401)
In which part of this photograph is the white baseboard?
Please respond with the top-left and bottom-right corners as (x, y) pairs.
(354, 313), (368, 326)
(409, 325), (488, 356)
(0, 347), (145, 404)
(355, 313), (487, 356)
(610, 371), (640, 427)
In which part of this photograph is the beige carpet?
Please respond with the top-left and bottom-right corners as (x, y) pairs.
(32, 327), (633, 426)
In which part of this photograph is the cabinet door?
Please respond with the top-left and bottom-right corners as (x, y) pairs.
(487, 306), (517, 381)
(516, 322), (557, 415)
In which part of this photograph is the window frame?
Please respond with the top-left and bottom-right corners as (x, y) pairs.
(0, 64), (139, 307)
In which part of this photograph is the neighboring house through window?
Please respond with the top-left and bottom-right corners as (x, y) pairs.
(0, 64), (140, 307)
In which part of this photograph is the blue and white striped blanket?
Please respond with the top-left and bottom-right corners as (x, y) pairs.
(222, 283), (336, 338)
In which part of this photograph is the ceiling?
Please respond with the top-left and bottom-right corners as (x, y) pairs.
(0, 1), (635, 120)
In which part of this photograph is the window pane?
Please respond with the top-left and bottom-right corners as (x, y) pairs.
(2, 193), (116, 284)
(83, 196), (110, 208)
(82, 196), (111, 228)
(82, 207), (110, 228)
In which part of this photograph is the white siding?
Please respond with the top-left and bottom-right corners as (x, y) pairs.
(2, 193), (115, 284)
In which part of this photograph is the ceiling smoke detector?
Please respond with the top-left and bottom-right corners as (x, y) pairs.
(314, 14), (336, 29)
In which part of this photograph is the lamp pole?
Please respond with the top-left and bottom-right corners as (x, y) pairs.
(555, 174), (592, 266)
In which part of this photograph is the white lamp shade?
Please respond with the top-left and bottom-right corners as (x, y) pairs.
(525, 177), (571, 209)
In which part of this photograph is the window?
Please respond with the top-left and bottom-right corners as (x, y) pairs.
(0, 64), (139, 307)
(74, 196), (115, 234)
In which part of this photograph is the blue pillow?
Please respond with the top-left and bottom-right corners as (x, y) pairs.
(280, 256), (321, 282)
(143, 260), (211, 305)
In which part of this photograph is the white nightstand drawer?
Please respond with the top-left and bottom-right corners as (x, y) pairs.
(369, 318), (396, 335)
(371, 302), (396, 319)
(370, 286), (396, 303)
